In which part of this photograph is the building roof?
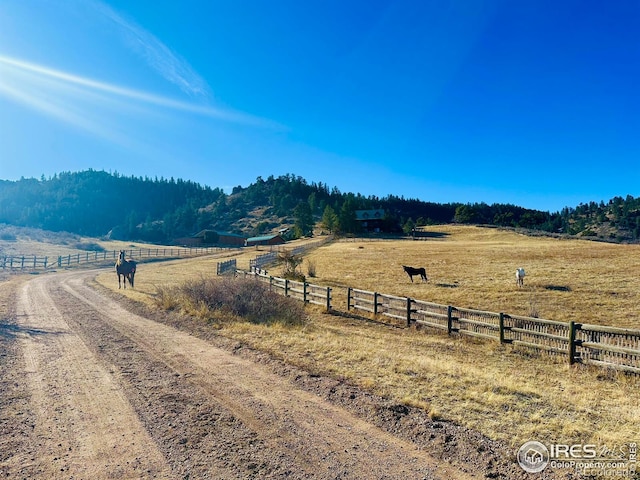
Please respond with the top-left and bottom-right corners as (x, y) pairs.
(193, 229), (245, 239)
(355, 209), (385, 221)
(246, 234), (283, 242)
(216, 231), (246, 238)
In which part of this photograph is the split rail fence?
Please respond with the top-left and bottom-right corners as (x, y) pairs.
(229, 267), (640, 375)
(346, 287), (640, 375)
(237, 269), (332, 311)
(1, 247), (223, 271)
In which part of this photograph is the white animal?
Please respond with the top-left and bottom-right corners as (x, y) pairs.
(515, 268), (526, 287)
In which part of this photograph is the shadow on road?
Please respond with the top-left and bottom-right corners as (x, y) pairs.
(0, 321), (66, 339)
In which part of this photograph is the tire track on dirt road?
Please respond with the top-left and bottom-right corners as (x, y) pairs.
(12, 273), (173, 479)
(10, 270), (479, 479)
(66, 270), (478, 479)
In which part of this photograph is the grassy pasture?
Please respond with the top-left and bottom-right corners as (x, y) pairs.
(286, 225), (640, 328)
(94, 226), (640, 451)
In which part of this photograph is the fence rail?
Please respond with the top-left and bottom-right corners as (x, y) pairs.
(344, 286), (640, 375)
(2, 247), (224, 271)
(216, 258), (237, 275)
(575, 323), (640, 374)
(238, 270), (332, 310)
(505, 314), (570, 356)
(249, 252), (278, 271)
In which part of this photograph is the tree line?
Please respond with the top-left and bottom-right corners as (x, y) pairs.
(0, 170), (638, 244)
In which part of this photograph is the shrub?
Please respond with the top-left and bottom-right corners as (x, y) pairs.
(306, 259), (317, 278)
(278, 250), (305, 282)
(156, 276), (306, 326)
(74, 242), (105, 251)
(0, 232), (16, 241)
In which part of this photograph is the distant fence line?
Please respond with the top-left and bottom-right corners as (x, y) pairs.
(248, 237), (332, 272)
(230, 267), (640, 375)
(249, 252), (278, 271)
(1, 247), (224, 271)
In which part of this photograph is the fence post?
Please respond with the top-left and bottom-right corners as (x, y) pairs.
(303, 282), (308, 303)
(347, 287), (352, 310)
(373, 292), (379, 316)
(447, 305), (453, 334)
(569, 321), (577, 365)
(499, 313), (505, 343)
(326, 287), (332, 311)
(406, 298), (412, 327)
(44, 257), (48, 269)
(285, 279), (289, 297)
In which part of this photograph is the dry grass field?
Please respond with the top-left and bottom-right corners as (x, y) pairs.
(291, 225), (640, 328)
(90, 226), (640, 452)
(0, 226), (173, 259)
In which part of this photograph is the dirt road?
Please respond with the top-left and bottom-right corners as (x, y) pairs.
(0, 270), (564, 479)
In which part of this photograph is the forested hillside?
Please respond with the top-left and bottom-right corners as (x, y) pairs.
(0, 170), (224, 241)
(0, 170), (638, 244)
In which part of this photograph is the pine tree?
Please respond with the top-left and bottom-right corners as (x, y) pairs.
(321, 205), (339, 233)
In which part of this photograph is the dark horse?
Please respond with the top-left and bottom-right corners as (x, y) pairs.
(115, 250), (136, 289)
(403, 265), (428, 283)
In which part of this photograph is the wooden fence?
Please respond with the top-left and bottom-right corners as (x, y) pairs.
(1, 247), (223, 271)
(347, 288), (640, 375)
(248, 237), (332, 272)
(231, 253), (640, 376)
(574, 323), (640, 374)
(216, 258), (237, 275)
(237, 270), (332, 310)
(249, 252), (278, 271)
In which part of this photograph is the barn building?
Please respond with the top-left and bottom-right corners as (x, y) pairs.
(245, 234), (286, 247)
(177, 230), (246, 247)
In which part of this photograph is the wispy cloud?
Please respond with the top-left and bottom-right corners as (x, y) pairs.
(87, 0), (211, 100)
(0, 55), (283, 134)
(0, 55), (142, 148)
(0, 55), (277, 126)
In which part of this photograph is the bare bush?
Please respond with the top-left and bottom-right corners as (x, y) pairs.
(74, 242), (105, 251)
(156, 276), (306, 326)
(278, 250), (305, 282)
(306, 259), (317, 278)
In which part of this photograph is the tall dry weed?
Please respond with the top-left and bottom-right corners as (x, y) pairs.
(155, 276), (307, 326)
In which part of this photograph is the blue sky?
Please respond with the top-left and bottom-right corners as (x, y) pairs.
(1, 0), (638, 213)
